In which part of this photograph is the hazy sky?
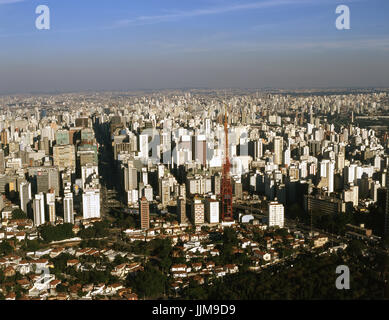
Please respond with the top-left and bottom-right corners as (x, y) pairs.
(0, 0), (388, 94)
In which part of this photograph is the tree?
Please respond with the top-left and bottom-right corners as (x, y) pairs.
(12, 209), (27, 220)
(346, 240), (365, 257)
(40, 223), (74, 242)
(0, 241), (13, 255)
(223, 227), (238, 246)
(22, 239), (41, 252)
(127, 263), (167, 299)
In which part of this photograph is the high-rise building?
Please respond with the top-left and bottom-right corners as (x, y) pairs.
(377, 188), (389, 235)
(268, 201), (284, 228)
(19, 181), (31, 214)
(124, 166), (138, 191)
(191, 197), (204, 225)
(64, 192), (74, 224)
(205, 198), (219, 224)
(81, 164), (99, 188)
(46, 190), (56, 223)
(82, 189), (100, 219)
(0, 150), (5, 174)
(55, 129), (70, 146)
(320, 159), (335, 194)
(53, 145), (76, 172)
(32, 167), (60, 196)
(33, 193), (45, 226)
(139, 134), (149, 158)
(177, 197), (187, 224)
(273, 136), (283, 165)
(159, 178), (170, 206)
(143, 185), (153, 202)
(139, 196), (150, 230)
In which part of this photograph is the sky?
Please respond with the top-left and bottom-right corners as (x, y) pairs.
(0, 0), (388, 94)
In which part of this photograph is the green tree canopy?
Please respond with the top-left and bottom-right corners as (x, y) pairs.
(12, 209), (27, 220)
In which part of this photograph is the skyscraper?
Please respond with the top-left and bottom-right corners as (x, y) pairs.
(377, 188), (389, 235)
(46, 190), (56, 223)
(268, 201), (284, 228)
(19, 181), (31, 214)
(53, 144), (76, 173)
(139, 196), (150, 230)
(82, 189), (100, 220)
(205, 198), (219, 224)
(64, 192), (74, 224)
(273, 136), (283, 166)
(33, 193), (45, 226)
(191, 197), (205, 225)
(159, 178), (170, 206)
(177, 197), (187, 224)
(139, 134), (149, 158)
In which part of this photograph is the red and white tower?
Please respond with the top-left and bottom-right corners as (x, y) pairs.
(220, 105), (233, 221)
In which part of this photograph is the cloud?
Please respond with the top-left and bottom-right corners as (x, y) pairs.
(112, 0), (313, 28)
(0, 0), (24, 4)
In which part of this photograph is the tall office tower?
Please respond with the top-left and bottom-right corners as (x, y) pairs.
(179, 184), (186, 200)
(46, 190), (56, 223)
(141, 167), (148, 185)
(212, 174), (221, 195)
(205, 198), (219, 224)
(257, 139), (263, 159)
(385, 170), (389, 188)
(1, 129), (8, 145)
(233, 181), (243, 200)
(35, 107), (40, 121)
(161, 131), (171, 164)
(0, 149), (5, 174)
(19, 181), (32, 214)
(0, 194), (4, 212)
(81, 128), (95, 143)
(268, 201), (285, 228)
(55, 129), (70, 146)
(37, 171), (50, 194)
(41, 137), (50, 155)
(139, 134), (149, 158)
(344, 164), (358, 185)
(336, 153), (345, 172)
(34, 167), (60, 196)
(143, 185), (153, 202)
(33, 193), (45, 226)
(273, 136), (283, 165)
(64, 192), (74, 224)
(195, 135), (207, 167)
(283, 148), (291, 166)
(81, 164), (99, 188)
(159, 178), (170, 206)
(370, 181), (380, 202)
(320, 159), (335, 194)
(53, 144), (76, 172)
(139, 196), (150, 230)
(378, 188), (389, 235)
(82, 189), (101, 219)
(191, 197), (205, 225)
(177, 197), (187, 224)
(124, 166), (138, 191)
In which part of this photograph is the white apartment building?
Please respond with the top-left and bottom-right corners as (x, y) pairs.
(82, 189), (101, 219)
(268, 201), (284, 228)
